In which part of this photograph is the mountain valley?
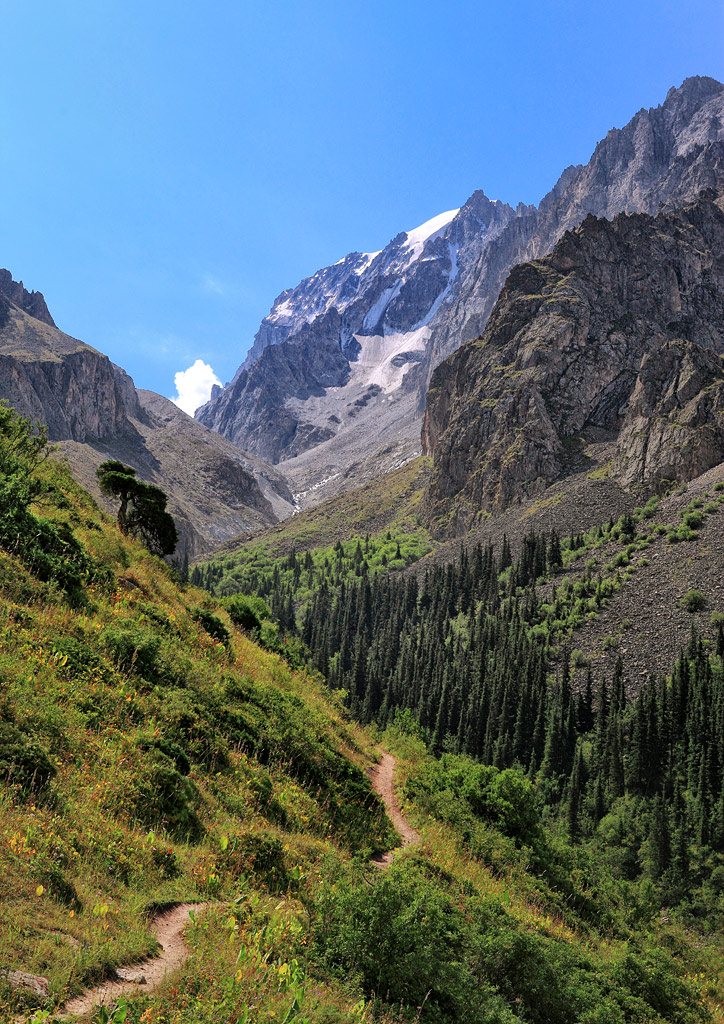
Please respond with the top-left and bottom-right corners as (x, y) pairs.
(198, 75), (724, 508)
(6, 73), (724, 1024)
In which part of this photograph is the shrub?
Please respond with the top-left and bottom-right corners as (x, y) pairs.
(130, 748), (203, 840)
(0, 721), (55, 799)
(104, 621), (160, 678)
(162, 688), (230, 771)
(136, 734), (191, 776)
(0, 404), (95, 604)
(192, 608), (230, 645)
(683, 511), (703, 529)
(226, 831), (288, 890)
(406, 756), (543, 850)
(681, 590), (706, 613)
(222, 593), (271, 632)
(315, 860), (513, 1022)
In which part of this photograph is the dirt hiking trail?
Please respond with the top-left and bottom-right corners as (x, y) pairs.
(368, 751), (420, 867)
(31, 752), (411, 1018)
(58, 903), (205, 1018)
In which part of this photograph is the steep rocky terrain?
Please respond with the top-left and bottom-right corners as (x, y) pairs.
(197, 193), (516, 503)
(0, 276), (294, 554)
(422, 189), (724, 534)
(198, 76), (724, 507)
(427, 74), (724, 376)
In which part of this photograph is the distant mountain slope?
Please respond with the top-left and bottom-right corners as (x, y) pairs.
(422, 189), (724, 534)
(0, 275), (294, 554)
(427, 74), (724, 375)
(197, 193), (515, 501)
(197, 76), (724, 507)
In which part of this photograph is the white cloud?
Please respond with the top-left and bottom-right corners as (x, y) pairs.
(170, 359), (222, 416)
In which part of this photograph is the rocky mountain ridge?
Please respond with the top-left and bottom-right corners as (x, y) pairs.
(0, 278), (294, 554)
(197, 192), (517, 499)
(422, 189), (724, 534)
(197, 76), (724, 508)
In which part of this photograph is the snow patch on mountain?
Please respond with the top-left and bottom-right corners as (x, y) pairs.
(414, 243), (460, 329)
(404, 209), (460, 257)
(362, 280), (404, 332)
(351, 326), (430, 394)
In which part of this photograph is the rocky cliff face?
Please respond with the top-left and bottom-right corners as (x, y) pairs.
(0, 274), (294, 554)
(197, 77), (724, 507)
(0, 289), (143, 441)
(0, 268), (56, 326)
(427, 75), (724, 376)
(422, 190), (724, 534)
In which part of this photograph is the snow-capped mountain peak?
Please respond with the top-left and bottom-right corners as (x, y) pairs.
(403, 208), (460, 259)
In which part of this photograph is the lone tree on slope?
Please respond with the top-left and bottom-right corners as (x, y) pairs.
(96, 460), (178, 557)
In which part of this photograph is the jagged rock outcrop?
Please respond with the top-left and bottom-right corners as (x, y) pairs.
(612, 340), (724, 489)
(199, 308), (354, 464)
(422, 190), (724, 534)
(0, 289), (142, 441)
(426, 75), (724, 377)
(0, 273), (294, 554)
(198, 77), (724, 507)
(0, 268), (55, 326)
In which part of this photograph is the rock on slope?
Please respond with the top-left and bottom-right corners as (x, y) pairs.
(422, 189), (724, 534)
(197, 76), (724, 507)
(0, 275), (294, 555)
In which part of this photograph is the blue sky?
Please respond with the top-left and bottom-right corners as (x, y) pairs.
(0, 1), (722, 409)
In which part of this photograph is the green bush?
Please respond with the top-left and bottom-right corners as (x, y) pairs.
(130, 748), (203, 840)
(0, 720), (55, 799)
(0, 404), (95, 605)
(316, 859), (517, 1023)
(222, 593), (271, 631)
(104, 621), (161, 678)
(406, 756), (543, 849)
(136, 734), (191, 776)
(681, 590), (707, 613)
(161, 688), (230, 771)
(192, 607), (230, 645)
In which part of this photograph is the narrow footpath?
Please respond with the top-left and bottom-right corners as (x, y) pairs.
(58, 903), (205, 1018)
(368, 751), (420, 867)
(50, 750), (413, 1018)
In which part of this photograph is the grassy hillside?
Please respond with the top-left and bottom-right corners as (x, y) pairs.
(2, 404), (724, 1024)
(191, 456), (433, 627)
(0, 406), (394, 1021)
(207, 455), (431, 559)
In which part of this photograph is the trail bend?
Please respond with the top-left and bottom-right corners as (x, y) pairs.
(57, 902), (206, 1019)
(368, 751), (420, 867)
(27, 752), (412, 1017)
